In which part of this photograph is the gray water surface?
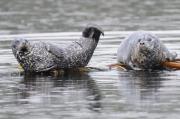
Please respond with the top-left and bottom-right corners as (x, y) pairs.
(1, 0), (180, 119)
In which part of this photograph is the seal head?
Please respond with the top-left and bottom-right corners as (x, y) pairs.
(12, 38), (56, 72)
(131, 33), (163, 69)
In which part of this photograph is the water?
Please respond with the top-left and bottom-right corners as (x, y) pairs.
(1, 0), (180, 119)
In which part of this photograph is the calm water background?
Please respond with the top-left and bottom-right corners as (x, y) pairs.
(1, 0), (180, 119)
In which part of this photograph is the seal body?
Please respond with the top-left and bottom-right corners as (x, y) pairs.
(117, 32), (177, 70)
(12, 26), (104, 72)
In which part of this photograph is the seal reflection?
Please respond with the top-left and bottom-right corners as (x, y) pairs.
(117, 70), (167, 103)
(15, 72), (102, 112)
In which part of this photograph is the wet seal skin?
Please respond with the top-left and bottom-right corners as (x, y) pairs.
(117, 31), (177, 70)
(12, 25), (104, 73)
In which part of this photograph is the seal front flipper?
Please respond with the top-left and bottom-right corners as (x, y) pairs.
(46, 43), (65, 59)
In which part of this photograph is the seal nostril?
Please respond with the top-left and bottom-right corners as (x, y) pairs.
(140, 42), (145, 45)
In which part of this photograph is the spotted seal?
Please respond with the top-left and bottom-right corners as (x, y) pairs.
(12, 25), (104, 72)
(117, 31), (177, 70)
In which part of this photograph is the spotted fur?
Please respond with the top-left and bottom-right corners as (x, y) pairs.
(12, 26), (104, 72)
(117, 32), (177, 70)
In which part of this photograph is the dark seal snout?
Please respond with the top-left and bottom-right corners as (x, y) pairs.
(82, 25), (104, 42)
(139, 41), (145, 45)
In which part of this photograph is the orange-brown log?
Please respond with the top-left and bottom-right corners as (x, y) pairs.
(162, 61), (180, 69)
(108, 61), (180, 70)
(108, 63), (125, 68)
(107, 63), (127, 70)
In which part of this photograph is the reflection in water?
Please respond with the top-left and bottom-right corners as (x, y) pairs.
(118, 71), (166, 103)
(15, 72), (102, 112)
(1, 0), (180, 118)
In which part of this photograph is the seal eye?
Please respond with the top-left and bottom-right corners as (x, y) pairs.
(138, 39), (141, 42)
(147, 38), (152, 41)
(166, 58), (170, 61)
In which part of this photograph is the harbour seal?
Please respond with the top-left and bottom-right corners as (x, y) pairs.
(117, 31), (177, 70)
(12, 25), (104, 72)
